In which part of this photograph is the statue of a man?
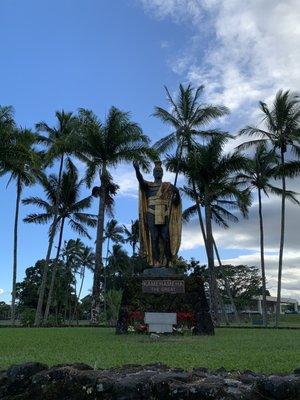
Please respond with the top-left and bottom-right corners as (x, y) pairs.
(133, 161), (182, 267)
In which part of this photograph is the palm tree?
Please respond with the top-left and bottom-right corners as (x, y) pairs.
(123, 219), (139, 256)
(104, 219), (124, 263)
(103, 219), (124, 317)
(23, 161), (97, 324)
(62, 239), (95, 322)
(74, 244), (95, 323)
(45, 163), (96, 322)
(0, 106), (17, 173)
(107, 244), (132, 276)
(169, 136), (250, 323)
(32, 110), (78, 325)
(1, 127), (41, 324)
(182, 186), (241, 324)
(76, 244), (95, 304)
(154, 83), (230, 290)
(36, 110), (77, 180)
(76, 106), (154, 323)
(238, 90), (300, 326)
(153, 84), (229, 197)
(23, 174), (59, 326)
(61, 239), (83, 323)
(236, 143), (299, 326)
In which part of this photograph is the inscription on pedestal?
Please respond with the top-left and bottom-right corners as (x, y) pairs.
(142, 279), (185, 294)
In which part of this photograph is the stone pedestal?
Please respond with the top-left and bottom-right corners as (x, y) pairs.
(116, 270), (214, 336)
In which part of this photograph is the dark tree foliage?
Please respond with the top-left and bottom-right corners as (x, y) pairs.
(190, 263), (266, 309)
(0, 301), (11, 320)
(16, 259), (75, 318)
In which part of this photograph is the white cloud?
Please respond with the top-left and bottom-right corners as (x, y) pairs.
(0, 288), (4, 296)
(139, 0), (203, 25)
(181, 194), (300, 253)
(114, 166), (138, 198)
(139, 0), (300, 124)
(160, 40), (169, 49)
(180, 196), (300, 300)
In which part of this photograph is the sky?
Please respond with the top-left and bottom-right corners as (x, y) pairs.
(1, 0), (300, 303)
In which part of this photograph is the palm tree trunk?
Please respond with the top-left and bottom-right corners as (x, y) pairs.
(73, 266), (85, 323)
(43, 218), (65, 323)
(103, 237), (110, 322)
(204, 204), (220, 325)
(35, 155), (65, 326)
(34, 217), (58, 326)
(258, 188), (268, 326)
(91, 167), (106, 324)
(11, 178), (22, 325)
(275, 149), (286, 327)
(191, 181), (226, 324)
(73, 278), (77, 325)
(213, 237), (239, 323)
(78, 267), (85, 301)
(192, 181), (224, 325)
(168, 143), (183, 223)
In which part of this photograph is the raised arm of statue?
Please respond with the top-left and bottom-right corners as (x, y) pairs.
(133, 162), (147, 189)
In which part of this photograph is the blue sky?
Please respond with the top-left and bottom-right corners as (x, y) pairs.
(1, 0), (300, 302)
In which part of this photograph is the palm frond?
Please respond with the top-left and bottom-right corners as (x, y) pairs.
(68, 219), (91, 239)
(236, 139), (267, 151)
(23, 213), (53, 225)
(182, 204), (198, 222)
(153, 132), (177, 153)
(22, 196), (51, 211)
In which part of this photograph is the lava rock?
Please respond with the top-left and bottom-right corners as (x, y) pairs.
(6, 362), (48, 381)
(1, 362), (300, 400)
(254, 375), (300, 400)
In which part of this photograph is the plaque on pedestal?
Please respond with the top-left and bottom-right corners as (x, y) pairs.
(142, 278), (185, 294)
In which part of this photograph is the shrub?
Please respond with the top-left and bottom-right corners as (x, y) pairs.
(105, 290), (123, 326)
(20, 308), (36, 327)
(44, 314), (64, 327)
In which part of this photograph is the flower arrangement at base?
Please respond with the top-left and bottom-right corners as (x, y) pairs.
(127, 310), (146, 333)
(176, 312), (196, 331)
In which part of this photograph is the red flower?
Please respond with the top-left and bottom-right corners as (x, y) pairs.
(177, 312), (196, 325)
(128, 310), (144, 323)
(136, 323), (147, 333)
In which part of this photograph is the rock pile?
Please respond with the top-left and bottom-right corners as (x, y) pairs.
(1, 362), (299, 399)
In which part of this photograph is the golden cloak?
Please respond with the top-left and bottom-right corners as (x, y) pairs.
(139, 181), (182, 266)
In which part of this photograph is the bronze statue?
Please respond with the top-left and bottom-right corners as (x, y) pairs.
(133, 161), (182, 267)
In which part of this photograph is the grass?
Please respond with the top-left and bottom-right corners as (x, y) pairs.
(1, 314), (299, 327)
(0, 328), (299, 373)
(277, 314), (300, 327)
(220, 314), (300, 328)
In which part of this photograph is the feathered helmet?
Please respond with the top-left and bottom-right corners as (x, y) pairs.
(153, 160), (163, 174)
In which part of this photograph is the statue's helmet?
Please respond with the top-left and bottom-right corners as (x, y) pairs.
(153, 160), (163, 179)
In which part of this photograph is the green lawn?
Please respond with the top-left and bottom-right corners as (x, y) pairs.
(221, 314), (300, 328)
(0, 328), (299, 373)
